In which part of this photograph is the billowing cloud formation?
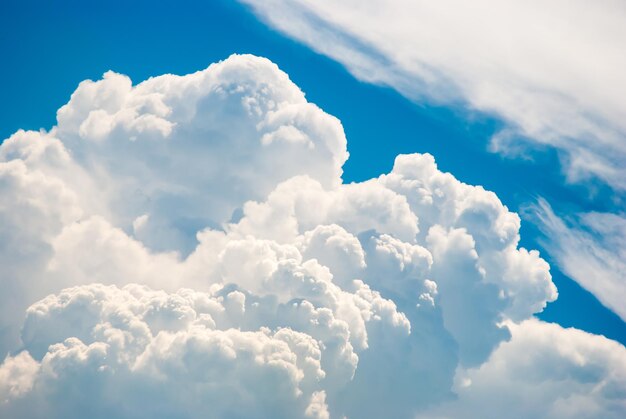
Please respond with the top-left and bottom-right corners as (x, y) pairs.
(419, 319), (626, 419)
(4, 56), (347, 254)
(0, 54), (623, 418)
(532, 199), (626, 322)
(241, 0), (626, 189)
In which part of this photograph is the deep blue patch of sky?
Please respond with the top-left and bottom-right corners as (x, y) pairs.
(2, 0), (623, 344)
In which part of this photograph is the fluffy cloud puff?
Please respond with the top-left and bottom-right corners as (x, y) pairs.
(0, 54), (622, 418)
(3, 284), (330, 418)
(14, 54), (348, 254)
(418, 319), (626, 419)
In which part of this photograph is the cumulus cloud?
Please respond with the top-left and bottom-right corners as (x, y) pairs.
(419, 319), (626, 419)
(5, 284), (331, 418)
(241, 0), (626, 190)
(0, 54), (623, 418)
(46, 55), (347, 254)
(531, 199), (626, 322)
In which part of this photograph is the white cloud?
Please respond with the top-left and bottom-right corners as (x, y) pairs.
(531, 198), (626, 322)
(0, 54), (622, 418)
(418, 318), (626, 419)
(0, 157), (84, 353)
(241, 0), (626, 190)
(6, 284), (331, 418)
(48, 54), (348, 254)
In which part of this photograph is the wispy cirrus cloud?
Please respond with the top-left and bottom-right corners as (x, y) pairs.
(531, 198), (626, 322)
(241, 0), (626, 190)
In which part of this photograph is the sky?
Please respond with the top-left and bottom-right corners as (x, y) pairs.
(0, 1), (625, 418)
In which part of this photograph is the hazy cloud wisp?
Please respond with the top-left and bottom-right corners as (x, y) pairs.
(242, 0), (626, 190)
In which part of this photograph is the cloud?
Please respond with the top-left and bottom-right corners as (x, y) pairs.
(241, 0), (626, 190)
(38, 55), (348, 254)
(4, 284), (331, 418)
(418, 318), (626, 419)
(0, 54), (622, 418)
(531, 198), (626, 321)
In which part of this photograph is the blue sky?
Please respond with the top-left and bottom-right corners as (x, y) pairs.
(2, 0), (622, 343)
